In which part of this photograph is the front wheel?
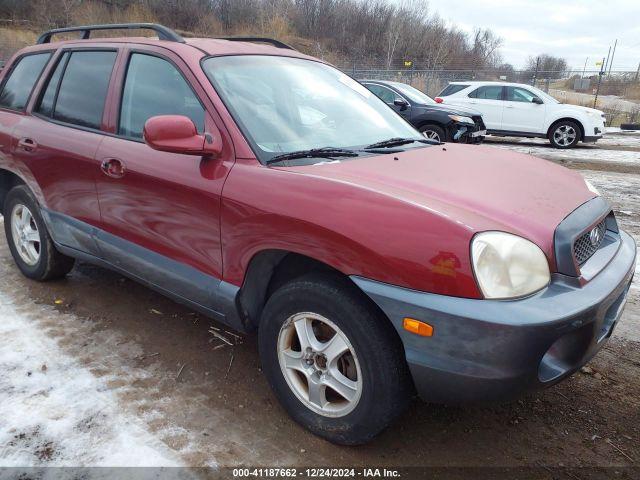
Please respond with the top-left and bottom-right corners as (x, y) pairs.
(549, 120), (581, 148)
(258, 273), (412, 445)
(419, 124), (446, 143)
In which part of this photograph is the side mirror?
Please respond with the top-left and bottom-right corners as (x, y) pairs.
(143, 115), (222, 157)
(394, 98), (409, 110)
(532, 97), (544, 105)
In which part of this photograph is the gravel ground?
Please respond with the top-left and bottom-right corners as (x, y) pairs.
(0, 131), (639, 477)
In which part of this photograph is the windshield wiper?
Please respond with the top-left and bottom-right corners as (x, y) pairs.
(364, 137), (432, 149)
(265, 147), (359, 165)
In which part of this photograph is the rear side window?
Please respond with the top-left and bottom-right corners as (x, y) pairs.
(0, 53), (52, 111)
(438, 84), (469, 96)
(37, 50), (117, 130)
(468, 86), (503, 100)
(119, 53), (205, 139)
(36, 52), (69, 117)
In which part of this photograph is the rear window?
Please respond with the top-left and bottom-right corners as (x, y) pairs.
(438, 84), (469, 97)
(37, 50), (117, 130)
(0, 53), (52, 111)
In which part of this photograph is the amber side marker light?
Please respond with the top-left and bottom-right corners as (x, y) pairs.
(403, 318), (434, 337)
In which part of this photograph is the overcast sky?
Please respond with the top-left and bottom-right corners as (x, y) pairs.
(424, 0), (640, 71)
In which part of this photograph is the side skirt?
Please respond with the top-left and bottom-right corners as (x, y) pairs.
(487, 129), (547, 139)
(42, 209), (247, 333)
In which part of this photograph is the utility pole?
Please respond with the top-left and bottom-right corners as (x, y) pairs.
(603, 45), (611, 74)
(582, 57), (588, 78)
(635, 62), (640, 82)
(608, 39), (618, 76)
(594, 57), (605, 109)
(532, 56), (540, 87)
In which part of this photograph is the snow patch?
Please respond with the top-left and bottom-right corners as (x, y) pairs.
(0, 290), (183, 468)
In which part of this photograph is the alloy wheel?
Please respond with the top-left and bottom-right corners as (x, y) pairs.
(10, 203), (41, 266)
(277, 312), (362, 417)
(553, 124), (577, 147)
(422, 130), (441, 142)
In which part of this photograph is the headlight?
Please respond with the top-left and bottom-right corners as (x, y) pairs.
(471, 232), (550, 299)
(584, 179), (600, 196)
(448, 114), (474, 124)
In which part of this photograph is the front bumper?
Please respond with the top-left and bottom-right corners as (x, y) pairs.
(583, 118), (606, 142)
(352, 230), (636, 404)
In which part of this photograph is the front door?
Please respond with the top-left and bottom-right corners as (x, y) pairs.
(94, 49), (234, 308)
(365, 83), (411, 119)
(501, 86), (547, 133)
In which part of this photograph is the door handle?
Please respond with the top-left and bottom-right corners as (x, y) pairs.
(18, 137), (38, 152)
(101, 158), (126, 179)
(505, 105), (515, 109)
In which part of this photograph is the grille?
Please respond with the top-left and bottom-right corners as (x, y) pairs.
(573, 219), (606, 265)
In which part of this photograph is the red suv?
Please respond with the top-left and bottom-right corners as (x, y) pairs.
(0, 24), (636, 445)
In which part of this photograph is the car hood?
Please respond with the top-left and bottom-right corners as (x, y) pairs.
(415, 103), (482, 117)
(286, 144), (595, 260)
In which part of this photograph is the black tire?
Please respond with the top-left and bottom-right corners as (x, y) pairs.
(419, 124), (447, 143)
(3, 185), (75, 281)
(548, 120), (581, 149)
(258, 272), (412, 445)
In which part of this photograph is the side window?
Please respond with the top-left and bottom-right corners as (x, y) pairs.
(469, 86), (503, 100)
(53, 51), (117, 129)
(507, 87), (540, 103)
(0, 53), (52, 111)
(119, 53), (205, 139)
(366, 84), (398, 104)
(439, 84), (469, 96)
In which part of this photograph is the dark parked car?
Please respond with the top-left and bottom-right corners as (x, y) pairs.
(362, 79), (486, 143)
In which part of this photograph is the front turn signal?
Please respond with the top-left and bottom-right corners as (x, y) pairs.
(403, 318), (434, 337)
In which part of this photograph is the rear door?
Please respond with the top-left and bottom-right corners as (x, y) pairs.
(501, 86), (546, 133)
(94, 46), (235, 308)
(0, 51), (52, 205)
(463, 85), (505, 130)
(10, 48), (119, 254)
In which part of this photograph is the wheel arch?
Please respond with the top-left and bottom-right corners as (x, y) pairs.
(416, 119), (448, 131)
(236, 249), (396, 335)
(547, 117), (585, 141)
(0, 169), (27, 214)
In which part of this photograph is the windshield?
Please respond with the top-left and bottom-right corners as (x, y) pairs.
(202, 56), (423, 163)
(391, 83), (436, 105)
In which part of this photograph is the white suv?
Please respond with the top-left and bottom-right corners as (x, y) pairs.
(436, 81), (606, 148)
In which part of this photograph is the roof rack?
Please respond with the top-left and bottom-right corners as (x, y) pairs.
(36, 23), (184, 44)
(216, 36), (295, 50)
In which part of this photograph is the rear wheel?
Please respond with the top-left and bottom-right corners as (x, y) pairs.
(3, 185), (75, 281)
(549, 120), (580, 148)
(258, 273), (412, 445)
(419, 124), (446, 142)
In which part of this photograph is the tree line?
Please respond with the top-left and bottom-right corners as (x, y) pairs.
(1, 0), (506, 69)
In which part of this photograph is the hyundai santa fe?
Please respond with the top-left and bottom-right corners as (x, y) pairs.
(0, 23), (636, 445)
